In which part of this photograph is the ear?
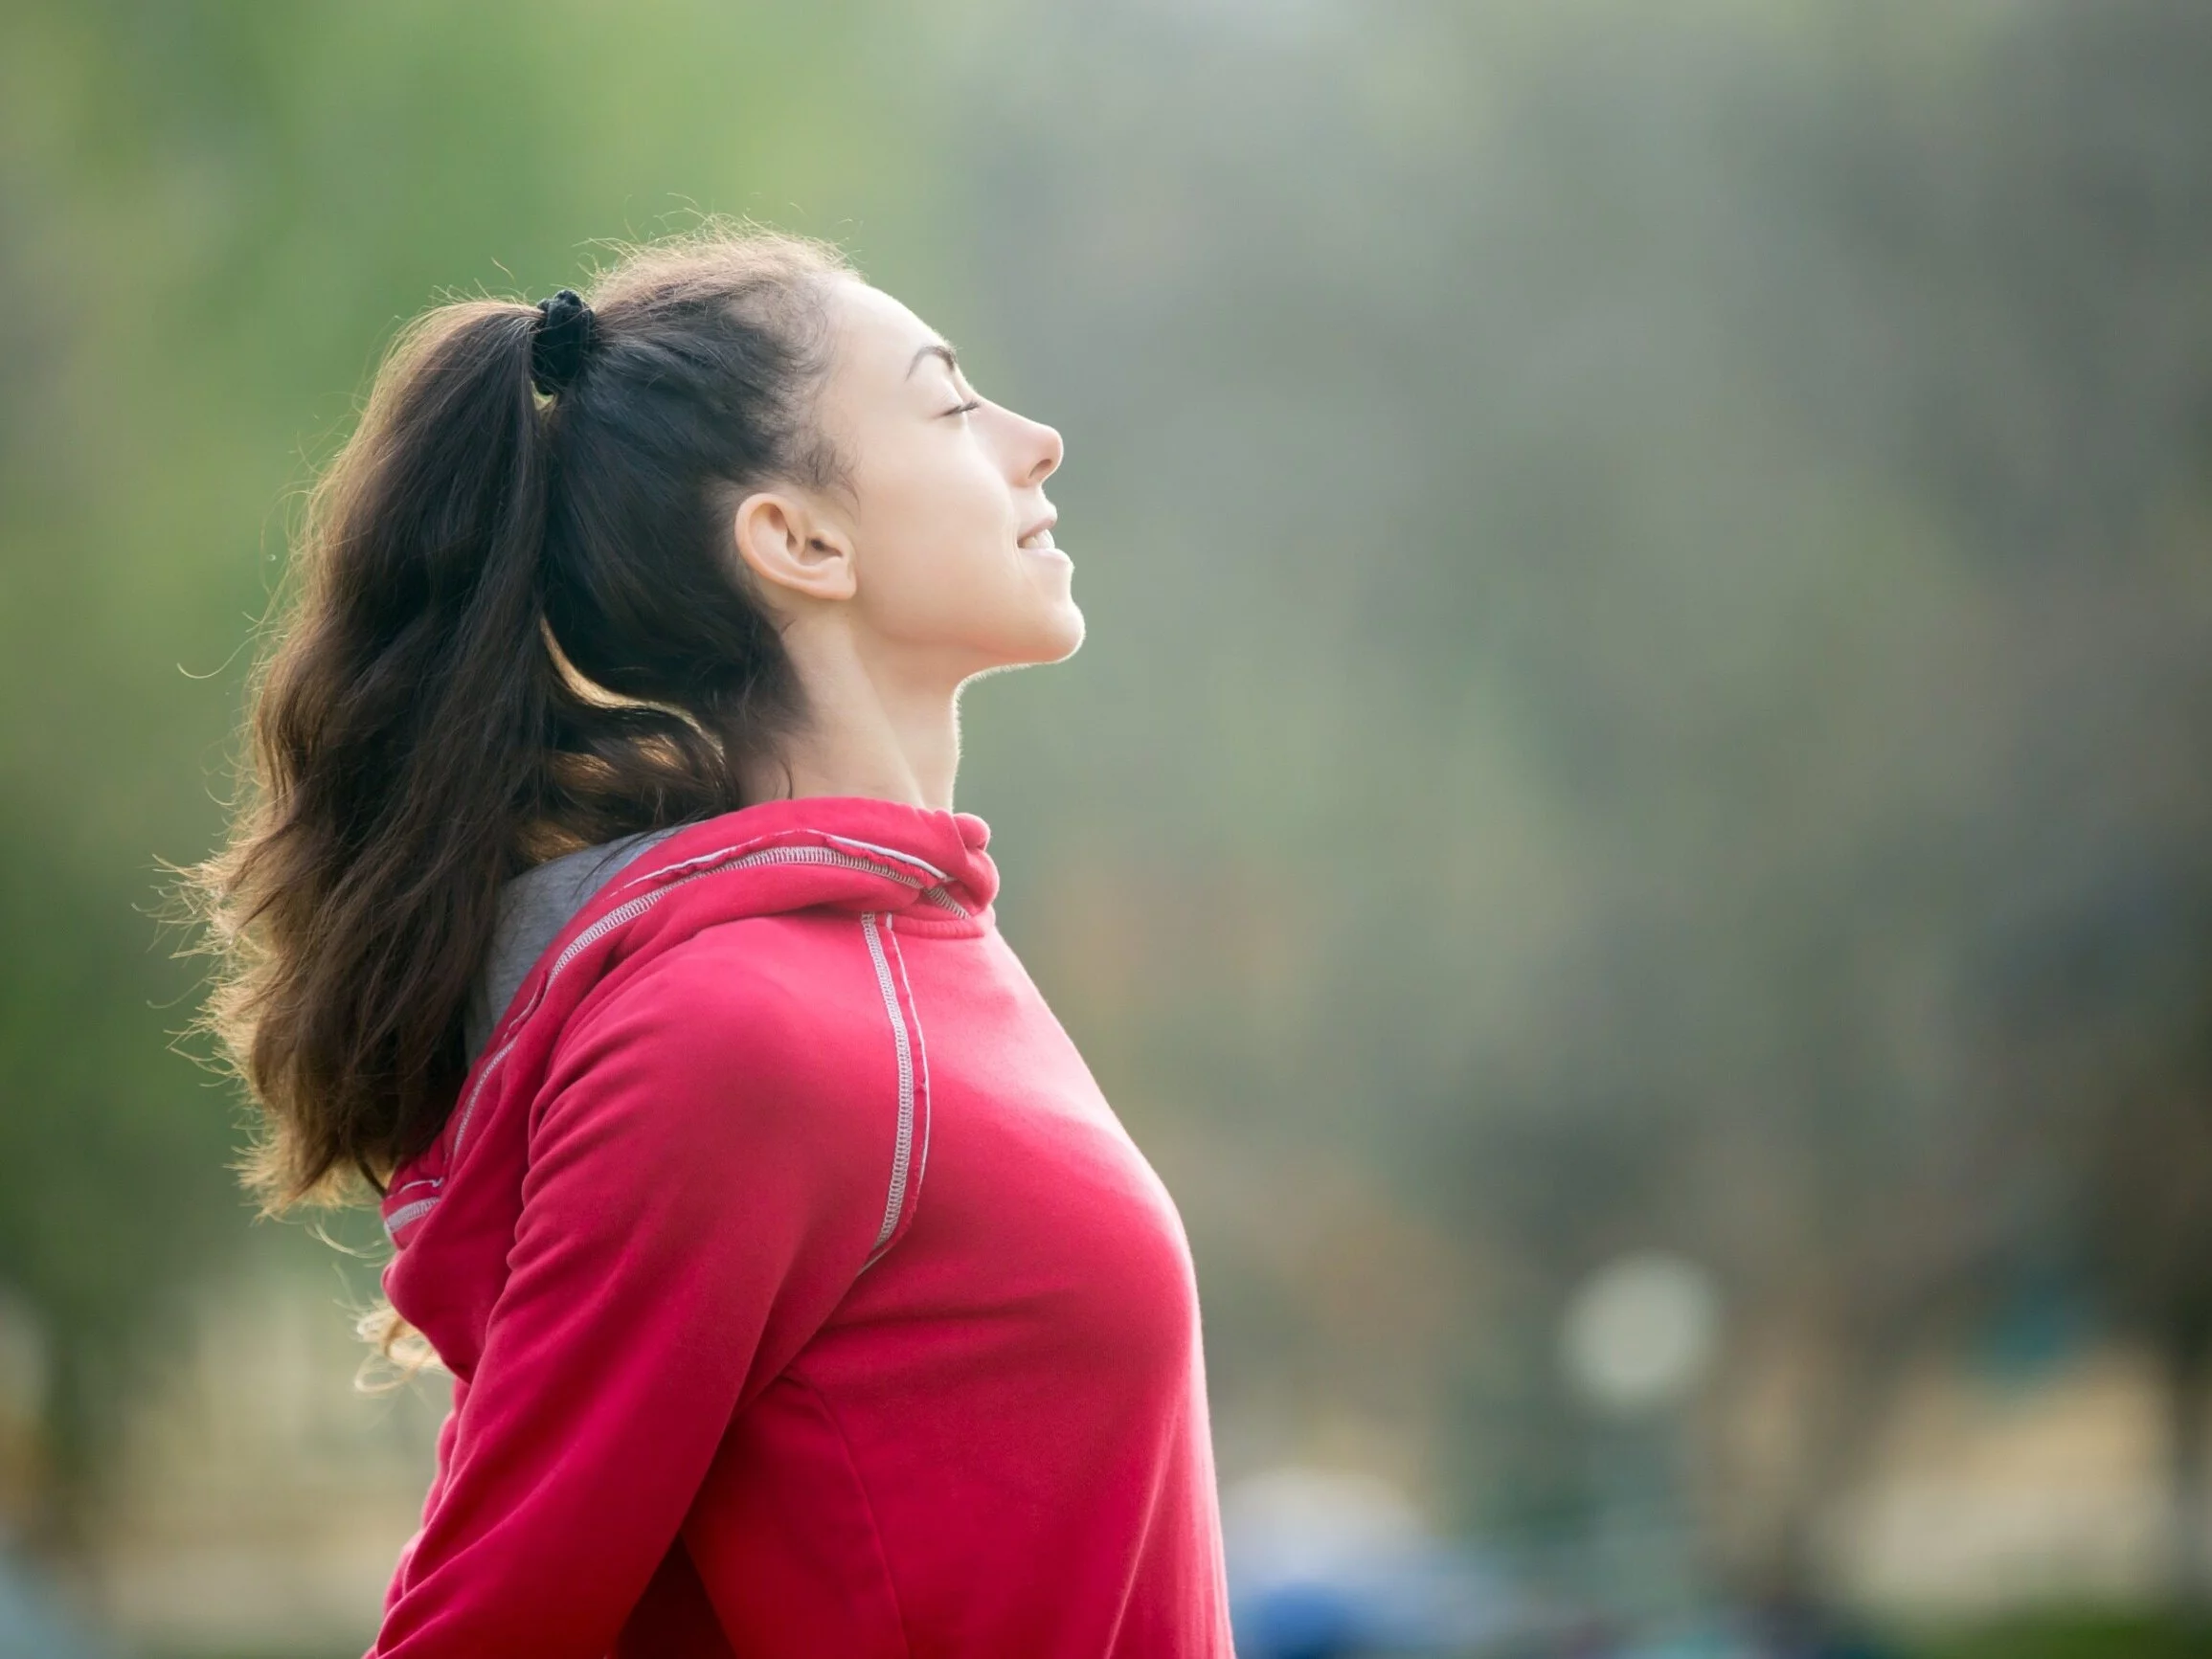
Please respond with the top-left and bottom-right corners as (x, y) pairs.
(730, 489), (856, 603)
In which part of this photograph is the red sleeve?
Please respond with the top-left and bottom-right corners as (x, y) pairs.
(369, 951), (890, 1657)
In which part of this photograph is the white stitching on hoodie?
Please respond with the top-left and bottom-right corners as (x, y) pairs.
(824, 834), (952, 883)
(919, 885), (968, 915)
(383, 1197), (440, 1233)
(885, 916), (934, 1206)
(859, 911), (917, 1256)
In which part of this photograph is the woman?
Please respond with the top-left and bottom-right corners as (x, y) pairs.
(192, 226), (1236, 1656)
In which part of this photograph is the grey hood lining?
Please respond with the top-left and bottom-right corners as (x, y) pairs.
(463, 824), (689, 1065)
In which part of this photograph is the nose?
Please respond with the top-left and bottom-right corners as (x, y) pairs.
(1016, 413), (1063, 488)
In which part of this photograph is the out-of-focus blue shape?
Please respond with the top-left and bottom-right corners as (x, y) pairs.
(1969, 1261), (2097, 1388)
(0, 1547), (107, 1659)
(1225, 1467), (1516, 1658)
(1236, 1578), (1367, 1659)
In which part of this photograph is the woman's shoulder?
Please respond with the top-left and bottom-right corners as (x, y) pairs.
(630, 908), (895, 1027)
(545, 908), (908, 1134)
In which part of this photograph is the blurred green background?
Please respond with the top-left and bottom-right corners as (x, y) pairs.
(5, 1), (2212, 1654)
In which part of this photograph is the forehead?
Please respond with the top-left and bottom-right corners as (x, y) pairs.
(824, 278), (951, 392)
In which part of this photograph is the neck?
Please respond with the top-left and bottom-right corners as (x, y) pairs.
(737, 621), (964, 813)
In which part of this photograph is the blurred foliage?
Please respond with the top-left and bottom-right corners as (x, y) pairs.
(4, 0), (2212, 1624)
(1907, 1609), (2212, 1659)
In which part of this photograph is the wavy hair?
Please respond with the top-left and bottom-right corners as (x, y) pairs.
(185, 223), (852, 1212)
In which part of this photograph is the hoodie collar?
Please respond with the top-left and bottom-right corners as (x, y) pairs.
(643, 794), (1000, 921)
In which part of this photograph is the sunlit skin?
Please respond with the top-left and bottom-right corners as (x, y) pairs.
(730, 277), (1075, 811)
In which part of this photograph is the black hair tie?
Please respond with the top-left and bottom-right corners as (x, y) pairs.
(530, 289), (596, 396)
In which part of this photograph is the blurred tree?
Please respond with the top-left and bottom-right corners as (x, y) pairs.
(938, 0), (2212, 1617)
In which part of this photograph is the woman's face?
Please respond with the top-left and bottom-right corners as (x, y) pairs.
(803, 276), (1079, 679)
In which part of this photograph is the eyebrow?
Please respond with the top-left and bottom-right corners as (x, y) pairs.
(906, 342), (960, 380)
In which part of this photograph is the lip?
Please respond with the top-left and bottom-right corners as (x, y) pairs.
(1017, 511), (1058, 549)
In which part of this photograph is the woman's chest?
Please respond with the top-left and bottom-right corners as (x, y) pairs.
(824, 924), (1201, 1379)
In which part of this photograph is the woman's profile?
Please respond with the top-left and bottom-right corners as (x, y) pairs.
(188, 225), (1236, 1656)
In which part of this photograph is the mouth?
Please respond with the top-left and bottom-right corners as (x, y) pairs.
(1017, 513), (1059, 552)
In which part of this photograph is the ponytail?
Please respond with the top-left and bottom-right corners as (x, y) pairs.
(188, 226), (850, 1206)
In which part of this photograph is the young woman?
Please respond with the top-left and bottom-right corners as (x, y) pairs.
(192, 227), (1236, 1656)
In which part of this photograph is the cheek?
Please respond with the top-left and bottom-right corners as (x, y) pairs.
(854, 446), (1020, 635)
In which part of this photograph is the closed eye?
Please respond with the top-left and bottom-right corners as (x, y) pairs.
(943, 398), (982, 418)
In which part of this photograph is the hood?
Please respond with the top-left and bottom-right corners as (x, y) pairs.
(460, 822), (688, 1065)
(379, 794), (997, 1376)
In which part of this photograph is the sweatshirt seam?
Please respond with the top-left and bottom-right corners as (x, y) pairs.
(859, 913), (917, 1258)
(791, 1372), (914, 1659)
(883, 917), (933, 1209)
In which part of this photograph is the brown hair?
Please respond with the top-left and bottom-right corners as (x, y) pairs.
(186, 223), (853, 1211)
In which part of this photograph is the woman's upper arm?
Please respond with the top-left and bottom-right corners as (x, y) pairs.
(369, 952), (888, 1657)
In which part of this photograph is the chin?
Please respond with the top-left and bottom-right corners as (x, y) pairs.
(1048, 606), (1093, 663)
(969, 603), (1085, 677)
(1035, 599), (1086, 663)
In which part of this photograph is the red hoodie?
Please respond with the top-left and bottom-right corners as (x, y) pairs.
(369, 795), (1237, 1656)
